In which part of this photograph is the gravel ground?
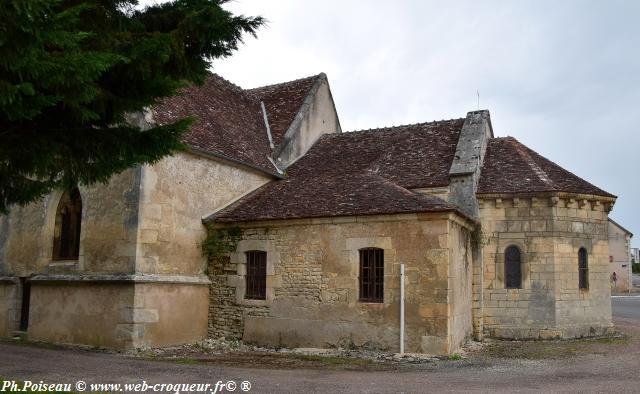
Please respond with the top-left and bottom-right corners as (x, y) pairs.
(0, 298), (638, 393)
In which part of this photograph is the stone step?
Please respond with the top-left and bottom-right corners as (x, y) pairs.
(11, 330), (27, 340)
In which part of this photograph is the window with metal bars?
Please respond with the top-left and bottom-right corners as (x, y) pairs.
(504, 246), (522, 289)
(359, 248), (384, 302)
(53, 188), (82, 261)
(245, 251), (267, 300)
(578, 247), (589, 290)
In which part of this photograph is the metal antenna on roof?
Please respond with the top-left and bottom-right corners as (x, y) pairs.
(477, 90), (480, 110)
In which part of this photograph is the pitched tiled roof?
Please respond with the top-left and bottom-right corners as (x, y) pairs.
(153, 74), (276, 174)
(477, 137), (615, 197)
(153, 73), (322, 176)
(246, 74), (322, 147)
(211, 119), (466, 222)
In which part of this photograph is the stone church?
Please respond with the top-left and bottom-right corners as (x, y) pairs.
(0, 73), (616, 354)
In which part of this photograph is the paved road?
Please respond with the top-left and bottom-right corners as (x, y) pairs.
(0, 298), (638, 394)
(612, 294), (640, 319)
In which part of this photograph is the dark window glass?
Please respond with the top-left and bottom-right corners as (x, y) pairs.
(579, 248), (589, 290)
(53, 188), (82, 261)
(359, 248), (384, 302)
(505, 246), (522, 289)
(245, 251), (267, 300)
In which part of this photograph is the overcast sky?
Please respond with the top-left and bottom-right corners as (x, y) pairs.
(146, 0), (640, 247)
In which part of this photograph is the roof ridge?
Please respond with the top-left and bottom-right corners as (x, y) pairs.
(207, 72), (246, 94)
(245, 73), (324, 92)
(339, 118), (465, 135)
(508, 138), (558, 190)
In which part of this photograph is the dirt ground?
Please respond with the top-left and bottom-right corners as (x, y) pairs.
(0, 297), (638, 393)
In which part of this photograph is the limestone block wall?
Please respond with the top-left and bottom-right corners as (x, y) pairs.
(26, 278), (208, 349)
(130, 282), (209, 348)
(135, 152), (272, 276)
(273, 77), (342, 168)
(0, 168), (141, 276)
(478, 194), (614, 339)
(448, 221), (473, 349)
(208, 213), (474, 354)
(28, 282), (135, 348)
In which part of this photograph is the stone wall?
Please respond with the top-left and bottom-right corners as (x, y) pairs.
(26, 278), (208, 349)
(207, 213), (474, 354)
(0, 168), (141, 276)
(478, 194), (614, 339)
(131, 281), (209, 348)
(0, 150), (268, 346)
(136, 151), (272, 276)
(273, 76), (342, 168)
(28, 282), (135, 348)
(0, 279), (19, 336)
(207, 256), (268, 340)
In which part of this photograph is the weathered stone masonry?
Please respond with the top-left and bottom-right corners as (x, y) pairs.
(207, 213), (475, 354)
(479, 194), (614, 339)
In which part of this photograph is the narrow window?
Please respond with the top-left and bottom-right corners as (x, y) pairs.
(579, 248), (589, 290)
(359, 248), (384, 302)
(245, 251), (267, 300)
(52, 188), (82, 261)
(505, 246), (522, 289)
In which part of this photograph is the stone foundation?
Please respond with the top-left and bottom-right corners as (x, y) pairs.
(22, 276), (209, 349)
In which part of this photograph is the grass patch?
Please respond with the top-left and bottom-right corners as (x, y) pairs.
(172, 357), (199, 365)
(448, 353), (463, 360)
(291, 354), (374, 366)
(484, 335), (629, 360)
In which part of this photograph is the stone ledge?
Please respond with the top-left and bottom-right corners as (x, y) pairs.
(0, 276), (19, 283)
(30, 274), (211, 285)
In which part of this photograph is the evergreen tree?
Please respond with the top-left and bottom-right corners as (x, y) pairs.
(0, 0), (263, 213)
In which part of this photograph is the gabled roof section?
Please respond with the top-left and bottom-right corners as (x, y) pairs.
(478, 137), (615, 198)
(609, 218), (633, 237)
(153, 74), (277, 175)
(246, 74), (323, 147)
(209, 119), (467, 223)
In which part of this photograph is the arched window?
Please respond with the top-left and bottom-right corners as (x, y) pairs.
(578, 248), (589, 290)
(53, 188), (82, 261)
(505, 246), (522, 289)
(359, 248), (384, 302)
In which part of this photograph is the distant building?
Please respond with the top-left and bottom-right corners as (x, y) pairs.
(631, 247), (639, 264)
(608, 219), (633, 292)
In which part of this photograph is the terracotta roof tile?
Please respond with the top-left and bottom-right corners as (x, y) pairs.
(478, 137), (615, 197)
(211, 119), (466, 222)
(153, 74), (276, 174)
(246, 74), (322, 147)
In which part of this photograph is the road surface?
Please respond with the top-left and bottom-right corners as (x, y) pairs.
(0, 297), (638, 393)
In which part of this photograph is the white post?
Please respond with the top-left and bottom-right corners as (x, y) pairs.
(400, 263), (405, 355)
